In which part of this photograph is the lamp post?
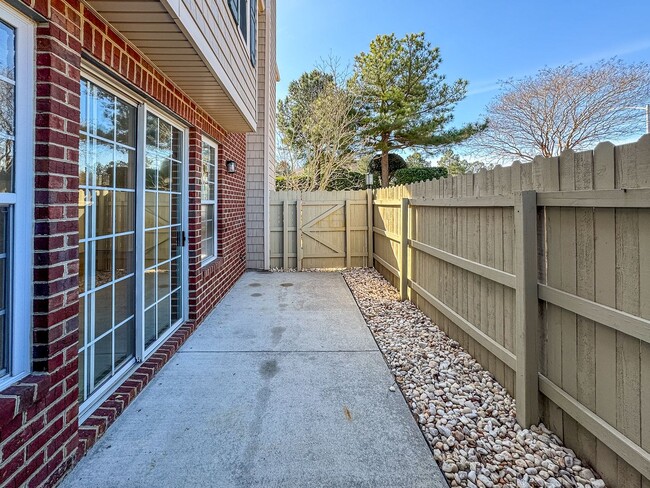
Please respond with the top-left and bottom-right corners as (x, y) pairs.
(365, 173), (374, 189)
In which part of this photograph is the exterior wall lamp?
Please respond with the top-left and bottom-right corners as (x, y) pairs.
(226, 160), (237, 174)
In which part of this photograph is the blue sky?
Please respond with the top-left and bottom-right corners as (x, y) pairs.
(277, 0), (650, 139)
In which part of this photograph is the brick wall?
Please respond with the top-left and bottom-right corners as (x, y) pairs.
(1, 2), (83, 487)
(189, 128), (247, 324)
(0, 1), (248, 486)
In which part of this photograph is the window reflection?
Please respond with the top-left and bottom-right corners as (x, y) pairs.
(0, 209), (8, 374)
(0, 21), (15, 196)
(143, 112), (184, 351)
(200, 140), (217, 263)
(78, 78), (137, 402)
(77, 83), (185, 402)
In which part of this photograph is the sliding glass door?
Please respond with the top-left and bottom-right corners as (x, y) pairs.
(143, 113), (184, 352)
(79, 79), (137, 402)
(78, 76), (187, 410)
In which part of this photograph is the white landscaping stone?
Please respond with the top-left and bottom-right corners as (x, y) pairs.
(342, 268), (607, 488)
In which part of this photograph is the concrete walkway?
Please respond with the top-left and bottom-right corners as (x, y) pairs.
(61, 272), (446, 488)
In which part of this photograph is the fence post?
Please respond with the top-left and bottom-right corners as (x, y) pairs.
(367, 189), (374, 267)
(400, 198), (409, 300)
(282, 199), (289, 270)
(408, 200), (416, 301)
(345, 200), (352, 268)
(296, 199), (302, 271)
(514, 190), (539, 427)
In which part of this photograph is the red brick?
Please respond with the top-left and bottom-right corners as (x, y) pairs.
(3, 0), (248, 486)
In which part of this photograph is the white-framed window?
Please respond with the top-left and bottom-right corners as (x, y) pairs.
(227, 0), (257, 66)
(200, 137), (217, 264)
(0, 3), (34, 391)
(249, 0), (257, 65)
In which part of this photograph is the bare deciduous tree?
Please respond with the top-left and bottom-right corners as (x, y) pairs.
(277, 60), (368, 191)
(470, 59), (650, 162)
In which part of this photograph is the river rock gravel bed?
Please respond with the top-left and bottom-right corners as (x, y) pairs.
(342, 268), (605, 488)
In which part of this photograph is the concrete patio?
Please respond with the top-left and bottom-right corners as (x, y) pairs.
(61, 271), (446, 487)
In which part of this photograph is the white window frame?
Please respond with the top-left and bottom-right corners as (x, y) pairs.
(228, 0), (247, 40)
(249, 0), (257, 66)
(200, 137), (218, 266)
(77, 73), (140, 408)
(138, 105), (189, 357)
(77, 66), (190, 422)
(0, 2), (35, 392)
(228, 0), (255, 64)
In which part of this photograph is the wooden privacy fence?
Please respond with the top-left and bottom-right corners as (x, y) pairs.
(269, 190), (372, 270)
(373, 136), (650, 488)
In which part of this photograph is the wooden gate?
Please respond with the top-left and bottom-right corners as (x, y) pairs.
(270, 190), (372, 270)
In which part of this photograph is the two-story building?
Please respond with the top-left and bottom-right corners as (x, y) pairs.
(0, 0), (277, 485)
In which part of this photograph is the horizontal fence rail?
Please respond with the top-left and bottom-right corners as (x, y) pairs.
(371, 136), (650, 488)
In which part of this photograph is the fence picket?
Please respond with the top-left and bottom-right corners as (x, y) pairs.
(367, 189), (373, 267)
(592, 141), (620, 487)
(282, 199), (289, 270)
(296, 199), (302, 271)
(575, 149), (597, 463)
(370, 137), (649, 487)
(560, 149), (580, 452)
(615, 142), (643, 488)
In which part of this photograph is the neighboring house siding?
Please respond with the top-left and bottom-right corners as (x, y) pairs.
(246, 0), (276, 269)
(0, 1), (254, 486)
(267, 0), (277, 199)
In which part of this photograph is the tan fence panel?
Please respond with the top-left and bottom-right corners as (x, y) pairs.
(372, 135), (650, 487)
(270, 190), (369, 270)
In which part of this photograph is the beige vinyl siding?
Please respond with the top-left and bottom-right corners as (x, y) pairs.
(87, 0), (256, 132)
(179, 0), (256, 123)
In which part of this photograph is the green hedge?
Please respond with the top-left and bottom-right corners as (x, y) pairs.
(392, 167), (448, 186)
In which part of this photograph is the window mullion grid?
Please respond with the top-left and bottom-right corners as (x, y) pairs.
(134, 103), (146, 362)
(200, 140), (217, 263)
(0, 72), (15, 86)
(111, 132), (116, 379)
(154, 118), (160, 342)
(5, 207), (14, 377)
(88, 179), (97, 395)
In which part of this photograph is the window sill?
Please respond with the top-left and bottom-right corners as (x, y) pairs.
(201, 256), (225, 273)
(201, 255), (219, 269)
(0, 373), (52, 425)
